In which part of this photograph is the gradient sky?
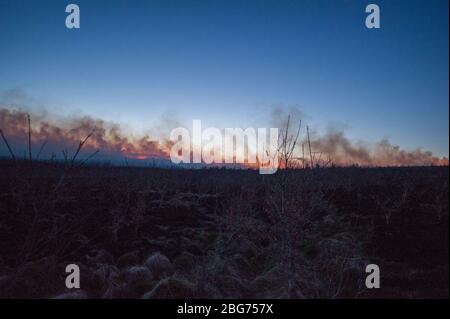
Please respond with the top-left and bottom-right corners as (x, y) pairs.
(0, 0), (448, 156)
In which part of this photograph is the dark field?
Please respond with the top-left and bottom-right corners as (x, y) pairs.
(0, 160), (448, 298)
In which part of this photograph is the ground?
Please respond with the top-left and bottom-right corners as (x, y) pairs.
(0, 160), (448, 298)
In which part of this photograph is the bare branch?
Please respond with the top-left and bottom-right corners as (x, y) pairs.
(71, 127), (96, 166)
(307, 126), (313, 168)
(36, 141), (47, 160)
(0, 128), (16, 162)
(27, 114), (32, 164)
(78, 149), (100, 167)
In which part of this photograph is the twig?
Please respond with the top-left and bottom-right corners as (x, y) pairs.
(54, 129), (96, 191)
(27, 114), (32, 164)
(71, 127), (96, 166)
(0, 128), (16, 162)
(302, 143), (305, 169)
(307, 126), (313, 168)
(78, 149), (100, 167)
(36, 141), (47, 160)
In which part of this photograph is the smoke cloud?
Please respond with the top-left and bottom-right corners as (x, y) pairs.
(271, 106), (448, 167)
(310, 129), (448, 166)
(0, 106), (448, 167)
(0, 107), (170, 163)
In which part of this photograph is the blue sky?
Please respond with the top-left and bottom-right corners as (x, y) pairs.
(0, 0), (448, 156)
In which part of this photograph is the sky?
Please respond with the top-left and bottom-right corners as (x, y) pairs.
(0, 0), (448, 157)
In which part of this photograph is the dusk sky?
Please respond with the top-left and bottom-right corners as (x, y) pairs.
(0, 0), (448, 157)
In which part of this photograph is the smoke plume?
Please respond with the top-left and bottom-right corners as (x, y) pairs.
(0, 106), (448, 167)
(310, 129), (448, 166)
(0, 107), (170, 163)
